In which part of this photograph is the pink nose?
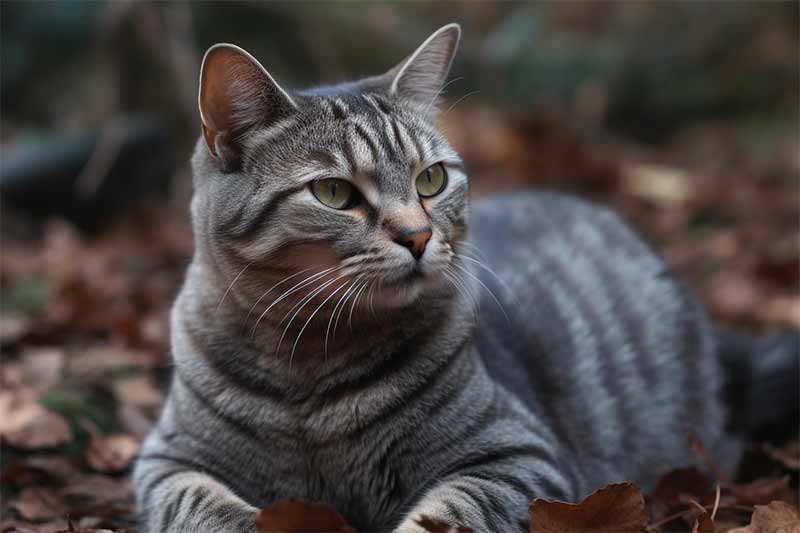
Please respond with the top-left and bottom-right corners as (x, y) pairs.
(394, 227), (432, 260)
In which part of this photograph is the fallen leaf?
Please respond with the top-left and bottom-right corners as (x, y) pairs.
(85, 433), (139, 473)
(60, 473), (134, 508)
(1, 455), (81, 487)
(21, 346), (66, 387)
(622, 163), (693, 207)
(0, 389), (72, 449)
(0, 314), (31, 346)
(117, 404), (155, 440)
(67, 343), (156, 378)
(692, 510), (715, 533)
(54, 530), (115, 533)
(256, 500), (355, 532)
(763, 443), (800, 471)
(2, 518), (70, 533)
(111, 373), (162, 409)
(726, 501), (800, 533)
(651, 467), (713, 519)
(7, 486), (67, 521)
(1, 360), (24, 387)
(529, 482), (646, 532)
(688, 433), (791, 504)
(729, 476), (793, 506)
(415, 515), (474, 532)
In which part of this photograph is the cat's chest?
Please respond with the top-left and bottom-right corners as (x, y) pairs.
(254, 430), (416, 530)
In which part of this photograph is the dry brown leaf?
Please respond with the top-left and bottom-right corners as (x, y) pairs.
(54, 522), (116, 533)
(726, 501), (800, 533)
(692, 512), (715, 533)
(60, 473), (134, 508)
(117, 404), (156, 440)
(0, 314), (32, 346)
(529, 482), (646, 532)
(763, 443), (800, 471)
(0, 389), (72, 449)
(651, 467), (713, 519)
(731, 476), (793, 505)
(85, 433), (139, 473)
(21, 347), (65, 387)
(7, 486), (67, 521)
(1, 455), (82, 487)
(415, 515), (474, 532)
(67, 343), (156, 377)
(622, 163), (694, 207)
(2, 518), (70, 533)
(256, 499), (355, 532)
(54, 530), (115, 533)
(689, 433), (792, 504)
(111, 373), (162, 409)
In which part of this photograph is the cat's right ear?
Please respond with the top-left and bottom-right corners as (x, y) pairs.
(199, 44), (297, 168)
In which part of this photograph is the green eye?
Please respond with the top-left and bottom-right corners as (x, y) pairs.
(311, 178), (357, 209)
(415, 163), (447, 198)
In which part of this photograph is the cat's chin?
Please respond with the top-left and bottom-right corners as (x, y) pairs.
(372, 270), (447, 309)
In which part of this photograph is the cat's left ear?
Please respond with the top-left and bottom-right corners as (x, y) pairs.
(383, 23), (461, 108)
(198, 43), (297, 168)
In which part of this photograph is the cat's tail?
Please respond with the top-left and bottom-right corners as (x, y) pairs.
(717, 327), (799, 443)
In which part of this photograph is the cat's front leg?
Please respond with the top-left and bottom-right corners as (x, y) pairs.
(134, 453), (259, 532)
(395, 475), (535, 533)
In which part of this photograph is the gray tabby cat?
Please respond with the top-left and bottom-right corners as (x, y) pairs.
(134, 24), (798, 532)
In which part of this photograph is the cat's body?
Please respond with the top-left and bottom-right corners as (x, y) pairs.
(134, 25), (797, 532)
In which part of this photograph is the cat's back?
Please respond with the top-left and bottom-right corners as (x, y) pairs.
(466, 190), (732, 490)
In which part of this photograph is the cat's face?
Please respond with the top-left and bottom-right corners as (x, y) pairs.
(193, 25), (468, 314)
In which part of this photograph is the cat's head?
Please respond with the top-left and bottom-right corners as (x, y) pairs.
(191, 24), (468, 314)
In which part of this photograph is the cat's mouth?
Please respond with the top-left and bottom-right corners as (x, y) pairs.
(398, 268), (425, 284)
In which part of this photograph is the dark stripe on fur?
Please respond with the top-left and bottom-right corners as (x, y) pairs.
(354, 122), (381, 162)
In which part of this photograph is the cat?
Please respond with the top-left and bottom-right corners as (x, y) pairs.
(133, 23), (798, 532)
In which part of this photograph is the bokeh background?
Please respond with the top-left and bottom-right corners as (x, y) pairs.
(1, 2), (798, 532)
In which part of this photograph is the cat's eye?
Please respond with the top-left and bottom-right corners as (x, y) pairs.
(415, 163), (447, 198)
(311, 178), (358, 210)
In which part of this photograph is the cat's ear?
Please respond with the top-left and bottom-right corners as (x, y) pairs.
(384, 23), (461, 107)
(198, 43), (297, 167)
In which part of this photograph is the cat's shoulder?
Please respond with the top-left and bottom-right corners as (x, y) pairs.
(471, 189), (627, 233)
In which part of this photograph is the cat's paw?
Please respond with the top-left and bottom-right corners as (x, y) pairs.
(395, 515), (473, 533)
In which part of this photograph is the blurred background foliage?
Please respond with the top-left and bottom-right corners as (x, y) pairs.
(1, 3), (799, 531)
(3, 2), (798, 141)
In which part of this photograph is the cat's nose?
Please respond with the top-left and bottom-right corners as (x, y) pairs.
(393, 227), (432, 260)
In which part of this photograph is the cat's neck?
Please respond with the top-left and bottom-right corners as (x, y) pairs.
(173, 257), (477, 400)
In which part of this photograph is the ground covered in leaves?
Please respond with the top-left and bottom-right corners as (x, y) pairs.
(2, 100), (798, 532)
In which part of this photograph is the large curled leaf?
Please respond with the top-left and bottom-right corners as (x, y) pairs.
(529, 482), (646, 532)
(256, 499), (355, 532)
(726, 501), (800, 533)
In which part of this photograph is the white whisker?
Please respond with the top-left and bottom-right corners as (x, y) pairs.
(444, 90), (481, 115)
(444, 266), (479, 322)
(348, 279), (372, 331)
(215, 262), (253, 315)
(251, 266), (342, 339)
(453, 262), (510, 324)
(422, 76), (464, 117)
(457, 253), (519, 307)
(276, 274), (348, 359)
(291, 278), (351, 365)
(326, 275), (363, 359)
(242, 267), (315, 332)
(336, 278), (368, 340)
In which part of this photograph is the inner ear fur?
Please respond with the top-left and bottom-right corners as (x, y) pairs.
(386, 23), (461, 108)
(198, 43), (296, 168)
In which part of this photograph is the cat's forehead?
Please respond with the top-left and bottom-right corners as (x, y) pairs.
(247, 92), (457, 194)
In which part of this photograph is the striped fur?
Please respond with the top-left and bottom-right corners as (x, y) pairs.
(135, 26), (762, 532)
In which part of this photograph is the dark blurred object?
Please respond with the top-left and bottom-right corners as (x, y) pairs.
(1, 117), (175, 231)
